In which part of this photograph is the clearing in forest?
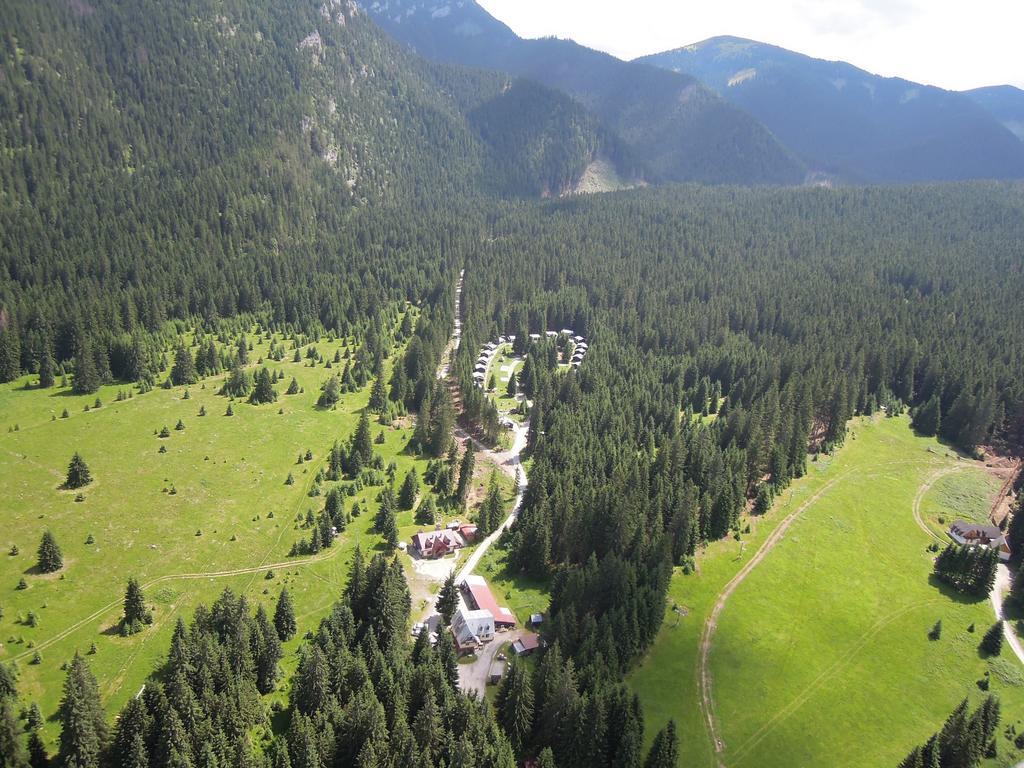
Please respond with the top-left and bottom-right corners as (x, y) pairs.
(0, 316), (497, 749)
(631, 415), (1024, 768)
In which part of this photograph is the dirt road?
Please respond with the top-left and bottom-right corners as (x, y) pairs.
(697, 473), (850, 764)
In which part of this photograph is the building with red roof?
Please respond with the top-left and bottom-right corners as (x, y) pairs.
(461, 574), (516, 627)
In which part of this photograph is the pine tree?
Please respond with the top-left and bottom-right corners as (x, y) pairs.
(122, 577), (152, 634)
(171, 344), (198, 386)
(375, 493), (399, 549)
(72, 339), (100, 395)
(38, 347), (55, 389)
(479, 472), (505, 535)
(399, 469), (420, 510)
(980, 622), (1004, 656)
(27, 730), (49, 768)
(249, 368), (277, 405)
(436, 571), (459, 625)
(369, 376), (388, 414)
(57, 654), (107, 768)
(351, 411), (374, 471)
(495, 659), (534, 754)
(317, 376), (340, 408)
(236, 335), (249, 366)
(456, 447), (475, 507)
(0, 691), (26, 768)
(274, 588), (297, 642)
(913, 395), (942, 437)
(286, 377), (300, 395)
(37, 530), (63, 573)
(254, 604), (283, 694)
(643, 721), (678, 768)
(753, 484), (773, 516)
(415, 496), (437, 526)
(65, 453), (92, 489)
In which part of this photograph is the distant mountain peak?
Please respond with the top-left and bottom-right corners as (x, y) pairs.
(638, 38), (1024, 182)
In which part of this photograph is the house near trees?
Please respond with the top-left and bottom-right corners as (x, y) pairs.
(948, 520), (1011, 561)
(412, 529), (465, 558)
(452, 607), (495, 654)
(461, 574), (516, 627)
(512, 633), (541, 657)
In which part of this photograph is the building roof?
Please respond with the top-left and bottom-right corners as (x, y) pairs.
(950, 520), (1002, 539)
(462, 575), (516, 625)
(512, 634), (541, 654)
(413, 529), (462, 552)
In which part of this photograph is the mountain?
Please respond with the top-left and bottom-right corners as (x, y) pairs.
(363, 1), (807, 185)
(638, 37), (1024, 183)
(0, 0), (647, 362)
(965, 85), (1024, 141)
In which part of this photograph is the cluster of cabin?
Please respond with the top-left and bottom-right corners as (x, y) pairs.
(472, 329), (589, 389)
(473, 335), (514, 387)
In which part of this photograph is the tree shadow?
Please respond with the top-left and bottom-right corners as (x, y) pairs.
(927, 573), (988, 605)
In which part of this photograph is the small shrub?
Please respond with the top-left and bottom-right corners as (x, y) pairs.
(225, 404), (234, 416)
(88, 642), (97, 655)
(9, 545), (18, 556)
(158, 426), (171, 438)
(29, 652), (41, 665)
(61, 409), (69, 419)
(928, 620), (942, 641)
(198, 405), (206, 416)
(16, 578), (28, 590)
(158, 445), (167, 454)
(175, 419), (185, 431)
(85, 534), (94, 545)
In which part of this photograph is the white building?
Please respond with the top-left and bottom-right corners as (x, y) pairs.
(452, 607), (495, 652)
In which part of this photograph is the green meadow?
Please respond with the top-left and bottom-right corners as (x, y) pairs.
(631, 415), (1024, 768)
(0, 319), (483, 749)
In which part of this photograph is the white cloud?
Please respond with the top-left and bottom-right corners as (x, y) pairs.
(476, 0), (1024, 90)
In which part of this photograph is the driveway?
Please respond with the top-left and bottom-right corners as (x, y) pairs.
(458, 628), (525, 695)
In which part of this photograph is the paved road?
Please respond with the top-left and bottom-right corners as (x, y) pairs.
(990, 564), (1024, 665)
(455, 420), (529, 585)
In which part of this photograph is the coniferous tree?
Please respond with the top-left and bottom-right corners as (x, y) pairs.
(399, 469), (420, 510)
(38, 347), (55, 389)
(913, 395), (942, 437)
(350, 411), (375, 472)
(318, 376), (341, 408)
(980, 622), (1004, 656)
(415, 496), (437, 526)
(436, 571), (459, 625)
(171, 344), (198, 386)
(64, 453), (92, 489)
(249, 368), (277, 405)
(274, 588), (297, 642)
(286, 377), (300, 395)
(122, 577), (152, 634)
(495, 659), (534, 755)
(368, 376), (388, 414)
(57, 654), (107, 768)
(456, 447), (475, 507)
(72, 339), (100, 395)
(0, 666), (25, 768)
(37, 530), (63, 573)
(644, 721), (678, 768)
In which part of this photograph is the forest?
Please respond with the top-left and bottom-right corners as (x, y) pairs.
(2, 0), (1024, 765)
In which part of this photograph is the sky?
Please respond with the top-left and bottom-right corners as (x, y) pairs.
(476, 0), (1024, 90)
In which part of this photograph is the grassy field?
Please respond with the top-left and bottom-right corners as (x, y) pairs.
(482, 344), (524, 420)
(0, 318), (487, 748)
(630, 415), (1024, 768)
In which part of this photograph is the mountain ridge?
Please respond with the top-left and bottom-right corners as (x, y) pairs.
(638, 35), (1024, 183)
(363, 1), (808, 185)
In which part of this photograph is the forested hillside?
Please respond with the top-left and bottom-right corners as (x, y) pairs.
(363, 0), (807, 185)
(0, 0), (638, 387)
(446, 184), (1024, 763)
(639, 37), (1024, 183)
